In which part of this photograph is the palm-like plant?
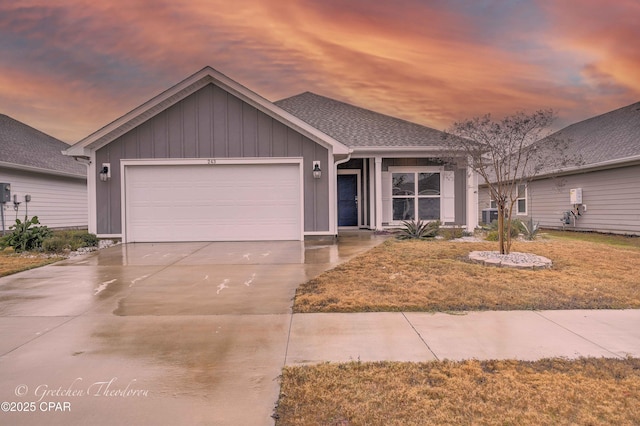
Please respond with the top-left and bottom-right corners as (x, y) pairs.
(397, 220), (440, 239)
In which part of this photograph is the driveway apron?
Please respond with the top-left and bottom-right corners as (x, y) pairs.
(0, 233), (386, 426)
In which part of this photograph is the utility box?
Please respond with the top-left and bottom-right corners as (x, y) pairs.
(570, 188), (583, 204)
(482, 208), (499, 224)
(0, 183), (10, 203)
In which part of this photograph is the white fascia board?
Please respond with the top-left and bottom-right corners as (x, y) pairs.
(350, 146), (465, 158)
(62, 147), (92, 158)
(65, 71), (214, 155)
(478, 154), (640, 186)
(65, 66), (351, 157)
(535, 155), (640, 178)
(0, 161), (86, 180)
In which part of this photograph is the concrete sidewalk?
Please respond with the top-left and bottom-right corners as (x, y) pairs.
(285, 309), (640, 364)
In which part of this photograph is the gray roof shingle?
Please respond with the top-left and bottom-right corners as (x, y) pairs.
(544, 101), (640, 167)
(275, 92), (448, 148)
(0, 114), (85, 177)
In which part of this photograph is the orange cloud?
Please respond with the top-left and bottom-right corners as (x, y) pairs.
(246, 1), (583, 127)
(539, 0), (640, 111)
(0, 0), (638, 141)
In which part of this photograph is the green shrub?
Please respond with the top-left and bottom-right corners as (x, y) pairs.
(485, 230), (500, 241)
(41, 230), (99, 253)
(440, 226), (466, 240)
(4, 216), (51, 252)
(42, 236), (69, 253)
(485, 219), (521, 242)
(397, 220), (440, 240)
(80, 232), (99, 247)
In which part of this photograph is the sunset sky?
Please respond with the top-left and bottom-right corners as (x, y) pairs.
(1, 0), (639, 143)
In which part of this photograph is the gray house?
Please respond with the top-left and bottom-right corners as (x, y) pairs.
(64, 66), (477, 242)
(0, 114), (87, 231)
(478, 101), (640, 235)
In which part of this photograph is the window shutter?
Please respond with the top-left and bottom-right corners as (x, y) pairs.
(382, 172), (391, 223)
(442, 171), (455, 223)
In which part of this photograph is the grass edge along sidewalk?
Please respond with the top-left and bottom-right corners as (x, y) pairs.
(274, 357), (640, 425)
(293, 231), (640, 313)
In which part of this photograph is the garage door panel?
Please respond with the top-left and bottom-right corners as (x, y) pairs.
(124, 163), (302, 242)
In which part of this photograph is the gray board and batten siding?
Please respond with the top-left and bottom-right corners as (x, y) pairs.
(95, 83), (329, 235)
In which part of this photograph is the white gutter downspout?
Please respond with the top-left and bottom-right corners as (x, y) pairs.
(333, 152), (353, 236)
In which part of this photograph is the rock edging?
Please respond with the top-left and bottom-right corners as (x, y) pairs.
(468, 251), (552, 269)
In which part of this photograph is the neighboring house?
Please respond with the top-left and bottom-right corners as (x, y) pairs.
(478, 101), (640, 235)
(64, 66), (477, 243)
(0, 114), (87, 232)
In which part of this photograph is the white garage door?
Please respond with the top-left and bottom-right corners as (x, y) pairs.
(124, 163), (302, 242)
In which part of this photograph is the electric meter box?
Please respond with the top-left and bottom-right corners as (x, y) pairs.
(0, 183), (10, 203)
(570, 188), (583, 204)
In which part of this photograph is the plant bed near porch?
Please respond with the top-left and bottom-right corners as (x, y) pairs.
(293, 236), (640, 312)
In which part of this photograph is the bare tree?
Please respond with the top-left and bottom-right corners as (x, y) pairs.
(444, 110), (574, 254)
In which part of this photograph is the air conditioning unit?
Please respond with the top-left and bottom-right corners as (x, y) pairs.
(482, 208), (499, 224)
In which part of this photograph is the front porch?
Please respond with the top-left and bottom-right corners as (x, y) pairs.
(336, 156), (478, 232)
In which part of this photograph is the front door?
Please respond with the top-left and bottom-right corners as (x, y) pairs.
(337, 173), (358, 227)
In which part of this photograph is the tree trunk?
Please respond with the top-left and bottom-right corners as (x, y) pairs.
(497, 204), (506, 254)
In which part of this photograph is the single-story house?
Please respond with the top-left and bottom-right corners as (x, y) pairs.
(64, 66), (477, 242)
(0, 114), (87, 232)
(478, 101), (640, 235)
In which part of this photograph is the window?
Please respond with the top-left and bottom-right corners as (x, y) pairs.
(392, 171), (440, 221)
(516, 184), (527, 215)
(489, 184), (527, 214)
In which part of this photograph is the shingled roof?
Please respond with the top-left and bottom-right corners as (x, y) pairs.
(275, 92), (448, 148)
(543, 101), (640, 169)
(0, 114), (85, 177)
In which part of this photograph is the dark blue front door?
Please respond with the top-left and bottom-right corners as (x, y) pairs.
(338, 174), (358, 227)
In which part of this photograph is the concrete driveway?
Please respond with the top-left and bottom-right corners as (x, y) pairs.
(0, 233), (385, 426)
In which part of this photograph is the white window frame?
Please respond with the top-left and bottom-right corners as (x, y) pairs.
(516, 184), (527, 215)
(489, 184), (527, 215)
(388, 166), (443, 223)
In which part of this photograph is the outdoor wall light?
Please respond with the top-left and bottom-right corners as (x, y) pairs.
(312, 161), (321, 179)
(99, 163), (111, 182)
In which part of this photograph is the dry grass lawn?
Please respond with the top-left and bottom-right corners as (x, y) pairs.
(282, 232), (640, 425)
(0, 252), (62, 277)
(294, 232), (640, 312)
(274, 358), (640, 425)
